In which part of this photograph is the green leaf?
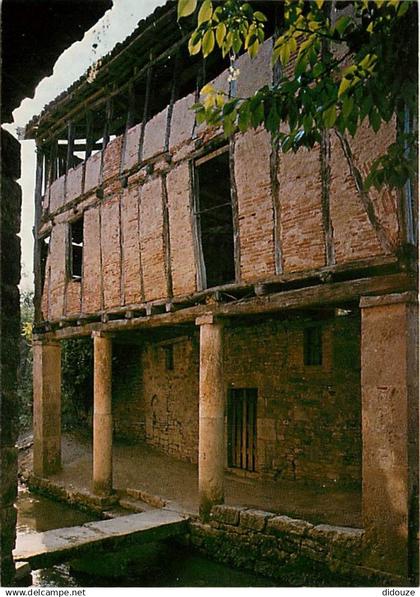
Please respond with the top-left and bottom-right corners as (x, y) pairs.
(202, 29), (215, 57)
(198, 0), (212, 25)
(397, 2), (410, 16)
(334, 15), (351, 35)
(253, 11), (267, 22)
(248, 39), (260, 59)
(177, 0), (197, 20)
(323, 105), (336, 128)
(232, 30), (242, 54)
(238, 104), (251, 132)
(267, 104), (280, 133)
(315, 0), (324, 8)
(250, 100), (264, 128)
(342, 95), (354, 119)
(338, 76), (352, 97)
(188, 36), (202, 55)
(369, 108), (381, 133)
(216, 22), (226, 47)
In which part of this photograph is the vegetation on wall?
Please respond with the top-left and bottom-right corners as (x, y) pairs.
(18, 291), (94, 431)
(178, 0), (417, 190)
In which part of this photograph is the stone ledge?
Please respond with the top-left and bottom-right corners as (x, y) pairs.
(267, 514), (314, 537)
(210, 504), (245, 526)
(239, 509), (274, 532)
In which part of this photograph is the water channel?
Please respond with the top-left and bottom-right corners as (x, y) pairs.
(16, 484), (276, 587)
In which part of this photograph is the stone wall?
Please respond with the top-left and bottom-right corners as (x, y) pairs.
(224, 314), (361, 485)
(1, 129), (21, 585)
(189, 504), (371, 585)
(37, 37), (401, 323)
(111, 313), (361, 485)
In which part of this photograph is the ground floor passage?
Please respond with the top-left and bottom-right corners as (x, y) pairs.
(22, 431), (362, 527)
(32, 291), (418, 581)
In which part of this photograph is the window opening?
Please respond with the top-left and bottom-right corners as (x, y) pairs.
(70, 216), (84, 280)
(195, 148), (235, 288)
(228, 388), (257, 472)
(304, 326), (323, 366)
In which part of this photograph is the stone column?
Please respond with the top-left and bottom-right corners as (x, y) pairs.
(196, 314), (225, 520)
(92, 332), (113, 495)
(360, 291), (418, 582)
(33, 339), (62, 477)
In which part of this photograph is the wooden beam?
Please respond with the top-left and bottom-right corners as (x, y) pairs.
(138, 61), (153, 162)
(161, 175), (173, 299)
(320, 129), (335, 266)
(36, 272), (414, 340)
(335, 130), (394, 254)
(229, 138), (241, 284)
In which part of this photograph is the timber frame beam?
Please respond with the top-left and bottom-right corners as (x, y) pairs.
(34, 270), (416, 342)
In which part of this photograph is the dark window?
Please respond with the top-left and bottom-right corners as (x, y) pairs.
(195, 148), (235, 288)
(40, 235), (50, 293)
(163, 344), (174, 371)
(227, 388), (257, 472)
(70, 217), (83, 280)
(304, 327), (323, 366)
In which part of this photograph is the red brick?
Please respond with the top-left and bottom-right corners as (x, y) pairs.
(167, 164), (197, 296)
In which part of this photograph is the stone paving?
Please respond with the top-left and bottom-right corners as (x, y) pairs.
(20, 431), (362, 528)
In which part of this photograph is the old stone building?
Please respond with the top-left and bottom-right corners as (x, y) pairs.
(26, 1), (417, 585)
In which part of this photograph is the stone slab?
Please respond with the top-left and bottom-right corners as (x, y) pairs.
(14, 510), (188, 569)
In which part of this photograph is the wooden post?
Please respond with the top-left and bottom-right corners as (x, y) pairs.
(66, 122), (75, 173)
(33, 339), (61, 476)
(102, 98), (113, 151)
(92, 332), (113, 495)
(49, 139), (58, 185)
(34, 145), (44, 323)
(85, 111), (94, 160)
(360, 291), (418, 582)
(196, 314), (225, 520)
(138, 60), (153, 162)
(165, 50), (181, 152)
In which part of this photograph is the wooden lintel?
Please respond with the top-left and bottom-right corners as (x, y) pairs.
(37, 272), (414, 341)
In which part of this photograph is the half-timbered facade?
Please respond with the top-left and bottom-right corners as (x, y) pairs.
(26, 1), (418, 584)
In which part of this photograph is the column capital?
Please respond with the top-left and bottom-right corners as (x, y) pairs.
(195, 313), (223, 326)
(32, 336), (60, 347)
(91, 330), (114, 338)
(360, 291), (418, 309)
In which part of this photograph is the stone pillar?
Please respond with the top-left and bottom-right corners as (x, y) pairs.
(33, 339), (62, 476)
(360, 291), (418, 583)
(92, 332), (113, 495)
(196, 314), (225, 520)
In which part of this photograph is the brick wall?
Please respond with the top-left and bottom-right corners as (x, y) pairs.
(38, 45), (403, 322)
(112, 314), (361, 485)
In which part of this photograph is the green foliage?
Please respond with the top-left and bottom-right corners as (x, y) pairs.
(17, 293), (94, 431)
(179, 0), (417, 190)
(61, 338), (93, 428)
(18, 291), (35, 430)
